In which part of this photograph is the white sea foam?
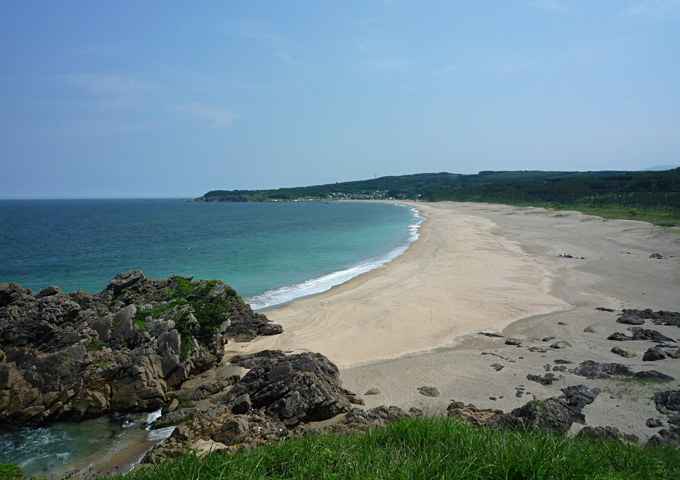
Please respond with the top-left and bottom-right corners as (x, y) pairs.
(247, 205), (424, 311)
(144, 409), (163, 429)
(146, 426), (176, 442)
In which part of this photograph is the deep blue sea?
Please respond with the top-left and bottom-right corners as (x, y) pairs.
(0, 199), (422, 310)
(0, 199), (422, 477)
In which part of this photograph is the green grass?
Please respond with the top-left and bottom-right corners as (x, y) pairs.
(118, 417), (678, 479)
(564, 205), (680, 227)
(491, 202), (680, 227)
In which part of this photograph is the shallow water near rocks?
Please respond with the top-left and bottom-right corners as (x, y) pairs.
(0, 411), (174, 478)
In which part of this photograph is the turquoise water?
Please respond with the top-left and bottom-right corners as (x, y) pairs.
(0, 411), (172, 478)
(0, 199), (422, 310)
(0, 199), (421, 475)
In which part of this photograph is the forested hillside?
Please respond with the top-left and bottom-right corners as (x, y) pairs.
(434, 168), (680, 223)
(196, 168), (680, 224)
(198, 170), (623, 202)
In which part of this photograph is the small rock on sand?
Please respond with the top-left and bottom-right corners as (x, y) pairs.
(505, 335), (528, 346)
(611, 346), (637, 358)
(584, 324), (606, 334)
(417, 386), (440, 397)
(643, 347), (667, 362)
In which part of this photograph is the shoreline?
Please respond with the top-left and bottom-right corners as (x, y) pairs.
(226, 201), (570, 368)
(226, 201), (680, 443)
(249, 202), (424, 312)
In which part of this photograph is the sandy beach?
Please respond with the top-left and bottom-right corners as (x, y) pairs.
(226, 201), (680, 443)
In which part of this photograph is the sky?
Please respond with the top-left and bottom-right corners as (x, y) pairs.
(1, 1), (679, 199)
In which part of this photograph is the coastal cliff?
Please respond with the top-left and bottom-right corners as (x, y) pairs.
(0, 271), (282, 426)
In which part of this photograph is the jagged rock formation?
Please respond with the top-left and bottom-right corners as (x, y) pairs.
(448, 385), (599, 436)
(0, 271), (282, 426)
(143, 351), (368, 464)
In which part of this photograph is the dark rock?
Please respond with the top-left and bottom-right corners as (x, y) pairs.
(643, 347), (667, 362)
(229, 350), (286, 369)
(154, 408), (200, 428)
(528, 346), (547, 353)
(554, 359), (573, 365)
(542, 336), (556, 342)
(488, 397), (585, 434)
(332, 405), (409, 432)
(633, 371), (674, 382)
(550, 340), (571, 349)
(576, 426), (638, 444)
(505, 336), (527, 346)
(646, 418), (663, 428)
(645, 426), (680, 448)
(227, 352), (355, 427)
(616, 313), (646, 325)
(607, 332), (633, 341)
(479, 332), (503, 338)
(417, 386), (440, 397)
(654, 391), (680, 414)
(595, 307), (615, 312)
(633, 329), (674, 343)
(447, 401), (502, 426)
(36, 286), (61, 298)
(491, 363), (504, 371)
(571, 361), (634, 379)
(527, 373), (558, 385)
(650, 253), (666, 259)
(561, 385), (600, 410)
(623, 309), (680, 327)
(177, 379), (236, 402)
(259, 323), (284, 336)
(231, 393), (252, 414)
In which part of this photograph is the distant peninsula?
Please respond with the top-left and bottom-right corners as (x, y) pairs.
(195, 168), (680, 226)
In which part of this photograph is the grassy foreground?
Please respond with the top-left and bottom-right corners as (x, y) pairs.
(3, 417), (679, 479)
(83, 418), (680, 479)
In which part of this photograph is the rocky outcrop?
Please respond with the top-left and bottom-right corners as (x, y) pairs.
(487, 397), (586, 434)
(570, 360), (674, 382)
(226, 352), (361, 427)
(577, 426), (639, 444)
(0, 271), (282, 426)
(448, 385), (599, 436)
(144, 351), (368, 463)
(621, 309), (680, 328)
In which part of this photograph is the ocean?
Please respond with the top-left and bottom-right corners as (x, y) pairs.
(0, 199), (422, 476)
(0, 199), (422, 309)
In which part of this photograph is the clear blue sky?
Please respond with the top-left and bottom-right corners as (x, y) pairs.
(1, 1), (679, 198)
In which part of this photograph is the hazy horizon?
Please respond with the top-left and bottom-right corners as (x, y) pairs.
(2, 1), (679, 199)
